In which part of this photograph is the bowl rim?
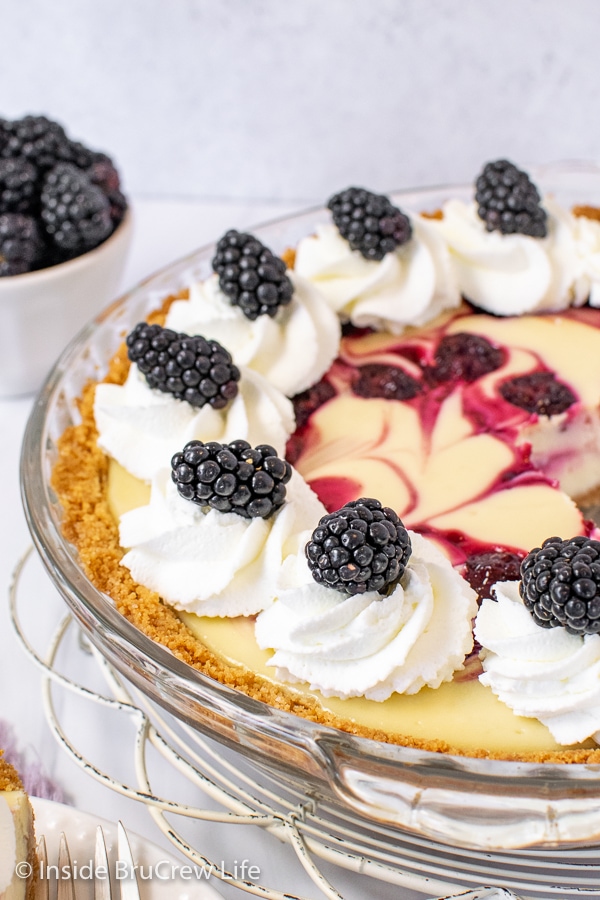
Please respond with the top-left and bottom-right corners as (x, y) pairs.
(0, 206), (133, 290)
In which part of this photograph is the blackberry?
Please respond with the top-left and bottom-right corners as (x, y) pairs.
(0, 114), (70, 172)
(520, 536), (600, 634)
(0, 158), (38, 214)
(0, 213), (42, 276)
(499, 372), (576, 416)
(327, 187), (412, 261)
(61, 140), (96, 170)
(106, 188), (128, 228)
(126, 322), (240, 410)
(292, 379), (336, 429)
(0, 115), (128, 269)
(40, 162), (113, 254)
(465, 550), (523, 600)
(106, 188), (128, 227)
(85, 152), (127, 227)
(352, 363), (421, 401)
(171, 439), (292, 519)
(305, 498), (411, 596)
(429, 332), (505, 384)
(212, 230), (294, 320)
(86, 151), (121, 194)
(475, 159), (547, 238)
(0, 119), (9, 155)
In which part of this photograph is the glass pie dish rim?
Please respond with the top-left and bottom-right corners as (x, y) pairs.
(20, 159), (600, 851)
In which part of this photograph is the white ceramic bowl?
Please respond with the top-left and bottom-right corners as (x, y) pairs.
(0, 210), (133, 397)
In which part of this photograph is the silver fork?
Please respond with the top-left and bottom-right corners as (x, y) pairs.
(36, 822), (142, 900)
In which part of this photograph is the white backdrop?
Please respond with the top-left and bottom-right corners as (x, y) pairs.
(3, 0), (600, 204)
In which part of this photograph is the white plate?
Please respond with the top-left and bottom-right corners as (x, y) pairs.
(32, 798), (223, 900)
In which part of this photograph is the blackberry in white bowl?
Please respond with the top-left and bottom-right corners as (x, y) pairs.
(0, 113), (132, 396)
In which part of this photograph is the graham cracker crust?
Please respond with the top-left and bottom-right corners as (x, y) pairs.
(0, 753), (23, 792)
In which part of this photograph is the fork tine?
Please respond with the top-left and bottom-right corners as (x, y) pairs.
(116, 822), (141, 900)
(35, 834), (48, 900)
(94, 826), (112, 900)
(57, 833), (76, 900)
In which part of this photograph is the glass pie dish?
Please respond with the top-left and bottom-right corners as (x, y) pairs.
(20, 162), (600, 853)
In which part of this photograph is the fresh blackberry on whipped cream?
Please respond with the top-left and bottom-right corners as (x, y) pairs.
(306, 498), (412, 595)
(212, 230), (294, 320)
(520, 535), (600, 634)
(327, 187), (412, 261)
(171, 439), (292, 518)
(475, 160), (547, 238)
(127, 323), (240, 410)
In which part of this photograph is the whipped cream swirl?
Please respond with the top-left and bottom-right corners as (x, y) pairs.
(165, 270), (341, 397)
(255, 532), (477, 701)
(572, 212), (600, 307)
(432, 197), (589, 315)
(94, 363), (294, 483)
(475, 581), (600, 745)
(119, 467), (327, 617)
(293, 217), (461, 334)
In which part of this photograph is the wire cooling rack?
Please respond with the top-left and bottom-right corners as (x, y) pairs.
(12, 546), (600, 900)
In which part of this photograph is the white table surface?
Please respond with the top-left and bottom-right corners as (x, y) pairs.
(0, 198), (470, 900)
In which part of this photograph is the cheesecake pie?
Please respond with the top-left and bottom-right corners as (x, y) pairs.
(51, 162), (600, 763)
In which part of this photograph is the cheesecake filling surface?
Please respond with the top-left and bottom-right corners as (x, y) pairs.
(290, 307), (600, 556)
